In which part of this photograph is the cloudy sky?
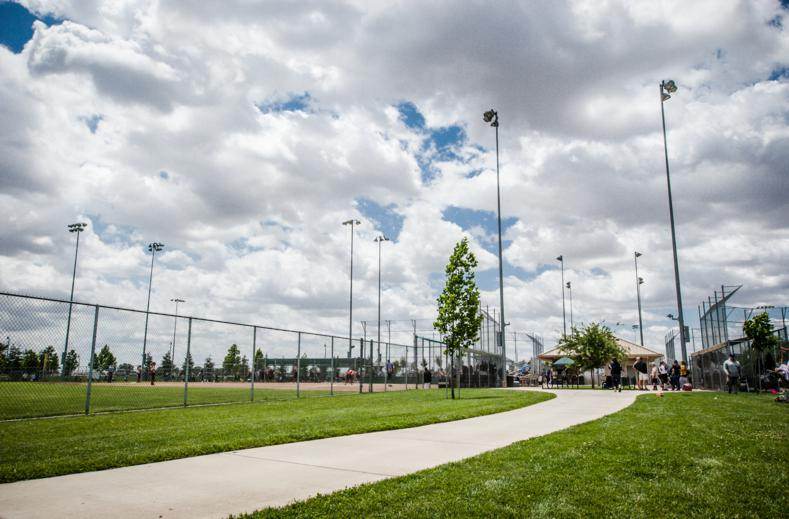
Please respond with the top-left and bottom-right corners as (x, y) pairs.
(1, 0), (787, 359)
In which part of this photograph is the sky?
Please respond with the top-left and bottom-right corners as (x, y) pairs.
(1, 0), (788, 361)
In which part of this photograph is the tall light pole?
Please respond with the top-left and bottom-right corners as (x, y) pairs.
(634, 251), (645, 346)
(556, 255), (566, 337)
(170, 298), (185, 378)
(566, 281), (573, 330)
(660, 79), (687, 363)
(374, 235), (389, 364)
(62, 222), (87, 376)
(342, 219), (360, 358)
(142, 242), (164, 376)
(484, 109), (507, 387)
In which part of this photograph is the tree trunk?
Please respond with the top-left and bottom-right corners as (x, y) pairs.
(450, 354), (455, 399)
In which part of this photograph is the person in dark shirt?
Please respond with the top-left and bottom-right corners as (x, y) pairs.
(633, 357), (648, 390)
(610, 358), (622, 392)
(669, 360), (681, 391)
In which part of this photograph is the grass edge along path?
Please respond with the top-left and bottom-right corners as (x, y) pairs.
(0, 389), (553, 483)
(245, 393), (788, 519)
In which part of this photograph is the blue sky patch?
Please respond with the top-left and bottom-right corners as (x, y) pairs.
(396, 101), (468, 183)
(355, 197), (404, 241)
(0, 1), (61, 54)
(257, 92), (312, 114)
(81, 114), (103, 134)
(769, 67), (789, 81)
(159, 170), (169, 180)
(442, 206), (517, 247)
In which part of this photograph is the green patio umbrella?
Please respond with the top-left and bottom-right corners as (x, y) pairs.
(553, 357), (575, 366)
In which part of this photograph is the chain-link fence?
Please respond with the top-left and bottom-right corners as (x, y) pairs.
(0, 292), (432, 420)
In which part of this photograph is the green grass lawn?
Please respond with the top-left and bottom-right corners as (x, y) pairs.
(0, 388), (552, 483)
(247, 393), (788, 518)
(0, 382), (318, 419)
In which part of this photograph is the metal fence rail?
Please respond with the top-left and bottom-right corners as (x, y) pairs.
(0, 291), (431, 420)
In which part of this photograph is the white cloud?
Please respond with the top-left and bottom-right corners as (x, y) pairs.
(1, 0), (788, 361)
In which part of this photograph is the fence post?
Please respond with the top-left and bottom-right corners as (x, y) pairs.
(414, 335), (419, 390)
(296, 332), (301, 398)
(330, 336), (334, 396)
(84, 305), (99, 415)
(184, 318), (192, 406)
(405, 346), (409, 390)
(368, 338), (374, 393)
(251, 326), (256, 402)
(358, 337), (363, 394)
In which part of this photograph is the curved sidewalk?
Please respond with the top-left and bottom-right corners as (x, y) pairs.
(0, 389), (636, 518)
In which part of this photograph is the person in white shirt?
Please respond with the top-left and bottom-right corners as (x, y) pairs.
(723, 354), (742, 394)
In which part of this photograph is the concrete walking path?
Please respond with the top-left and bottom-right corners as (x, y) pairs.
(0, 389), (636, 518)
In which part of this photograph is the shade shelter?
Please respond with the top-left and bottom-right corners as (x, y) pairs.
(538, 337), (663, 387)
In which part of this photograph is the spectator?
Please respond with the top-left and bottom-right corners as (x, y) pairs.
(633, 357), (648, 390)
(610, 358), (622, 392)
(658, 361), (669, 390)
(650, 362), (659, 390)
(723, 354), (742, 394)
(669, 360), (681, 391)
(149, 362), (157, 386)
(423, 367), (432, 389)
(679, 361), (689, 387)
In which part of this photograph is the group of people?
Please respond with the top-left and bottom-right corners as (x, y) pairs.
(608, 357), (689, 392)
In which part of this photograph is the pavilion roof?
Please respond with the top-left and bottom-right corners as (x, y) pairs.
(538, 336), (663, 361)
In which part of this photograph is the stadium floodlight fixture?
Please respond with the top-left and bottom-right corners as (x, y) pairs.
(556, 255), (566, 338)
(667, 313), (677, 320)
(142, 241), (165, 376)
(169, 298), (186, 378)
(483, 109), (498, 126)
(659, 78), (687, 362)
(62, 221), (89, 376)
(638, 277), (644, 285)
(483, 107), (505, 387)
(342, 219), (361, 361)
(374, 234), (390, 391)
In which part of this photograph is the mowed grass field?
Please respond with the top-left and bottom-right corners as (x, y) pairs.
(0, 382), (266, 419)
(0, 388), (552, 483)
(247, 392), (788, 519)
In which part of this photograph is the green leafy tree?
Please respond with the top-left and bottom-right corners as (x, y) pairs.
(62, 349), (79, 376)
(21, 349), (39, 376)
(38, 346), (59, 374)
(240, 355), (250, 380)
(93, 345), (116, 371)
(744, 312), (779, 391)
(203, 355), (215, 380)
(117, 363), (134, 379)
(182, 351), (194, 379)
(0, 338), (8, 370)
(223, 344), (241, 380)
(7, 345), (22, 372)
(143, 352), (153, 371)
(433, 238), (484, 399)
(559, 323), (625, 388)
(160, 350), (174, 377)
(254, 349), (266, 371)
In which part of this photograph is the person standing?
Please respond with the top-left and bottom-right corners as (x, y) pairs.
(723, 354), (742, 394)
(633, 357), (648, 390)
(423, 367), (432, 389)
(679, 361), (689, 387)
(658, 361), (669, 390)
(610, 357), (622, 392)
(669, 360), (681, 391)
(136, 365), (142, 383)
(149, 362), (157, 386)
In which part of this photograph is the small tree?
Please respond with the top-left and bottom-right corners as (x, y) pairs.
(559, 323), (624, 388)
(62, 349), (79, 376)
(434, 238), (484, 399)
(743, 312), (779, 391)
(203, 355), (215, 381)
(93, 345), (116, 371)
(160, 350), (174, 378)
(254, 349), (265, 371)
(182, 351), (195, 379)
(21, 349), (39, 376)
(223, 344), (241, 379)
